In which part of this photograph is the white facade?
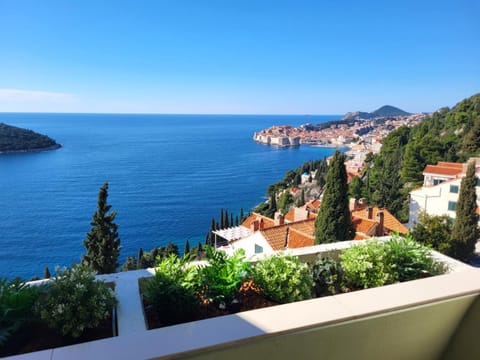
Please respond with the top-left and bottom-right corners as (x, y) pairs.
(408, 175), (480, 229)
(218, 231), (274, 258)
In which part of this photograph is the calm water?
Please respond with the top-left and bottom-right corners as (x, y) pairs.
(0, 113), (340, 279)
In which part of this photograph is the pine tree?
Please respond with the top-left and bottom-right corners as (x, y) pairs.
(449, 162), (480, 261)
(43, 266), (51, 279)
(83, 182), (121, 274)
(315, 151), (355, 243)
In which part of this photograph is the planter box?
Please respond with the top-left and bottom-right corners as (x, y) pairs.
(4, 241), (477, 360)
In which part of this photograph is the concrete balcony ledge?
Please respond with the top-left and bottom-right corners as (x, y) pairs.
(9, 242), (480, 360)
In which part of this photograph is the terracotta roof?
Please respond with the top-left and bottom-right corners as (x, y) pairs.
(241, 213), (275, 230)
(260, 219), (316, 251)
(351, 217), (377, 235)
(351, 207), (408, 235)
(305, 199), (321, 212)
(284, 208), (295, 222)
(288, 227), (314, 248)
(423, 164), (463, 177)
(260, 226), (289, 251)
(437, 162), (464, 169)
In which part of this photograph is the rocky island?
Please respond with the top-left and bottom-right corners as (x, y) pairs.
(0, 123), (61, 154)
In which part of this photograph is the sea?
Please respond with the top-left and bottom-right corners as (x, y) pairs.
(0, 113), (341, 279)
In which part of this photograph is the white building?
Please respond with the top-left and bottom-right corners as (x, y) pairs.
(408, 159), (480, 229)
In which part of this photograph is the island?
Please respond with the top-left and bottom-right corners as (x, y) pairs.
(0, 123), (61, 154)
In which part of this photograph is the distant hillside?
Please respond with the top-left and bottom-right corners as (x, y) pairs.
(342, 105), (410, 120)
(372, 105), (410, 117)
(0, 123), (61, 153)
(361, 93), (480, 222)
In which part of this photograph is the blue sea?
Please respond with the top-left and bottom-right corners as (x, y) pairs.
(0, 113), (340, 279)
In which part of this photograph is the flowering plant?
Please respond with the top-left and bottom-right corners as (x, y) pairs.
(35, 264), (117, 338)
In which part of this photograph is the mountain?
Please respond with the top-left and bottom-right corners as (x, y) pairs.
(0, 123), (61, 153)
(372, 105), (410, 117)
(342, 105), (410, 121)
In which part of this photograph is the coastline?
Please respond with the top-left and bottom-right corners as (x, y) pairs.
(0, 143), (62, 155)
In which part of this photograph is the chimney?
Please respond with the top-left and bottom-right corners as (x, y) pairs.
(367, 207), (373, 220)
(376, 212), (385, 236)
(250, 220), (259, 232)
(274, 212), (285, 226)
(284, 227), (290, 248)
(259, 218), (265, 230)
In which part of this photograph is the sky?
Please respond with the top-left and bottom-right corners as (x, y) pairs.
(0, 0), (479, 114)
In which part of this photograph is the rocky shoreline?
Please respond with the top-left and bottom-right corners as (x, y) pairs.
(0, 143), (62, 155)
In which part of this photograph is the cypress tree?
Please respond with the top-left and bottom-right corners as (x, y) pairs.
(137, 248), (148, 269)
(315, 151), (355, 243)
(240, 208), (244, 222)
(83, 182), (121, 274)
(184, 239), (190, 256)
(197, 242), (204, 260)
(449, 162), (480, 261)
(220, 209), (225, 229)
(43, 266), (51, 279)
(230, 213), (234, 228)
(235, 215), (239, 226)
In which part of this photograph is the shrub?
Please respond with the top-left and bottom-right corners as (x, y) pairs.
(311, 257), (344, 297)
(384, 234), (447, 282)
(143, 254), (199, 325)
(341, 237), (447, 289)
(35, 264), (117, 338)
(252, 254), (313, 303)
(0, 278), (41, 347)
(196, 247), (249, 305)
(341, 240), (388, 289)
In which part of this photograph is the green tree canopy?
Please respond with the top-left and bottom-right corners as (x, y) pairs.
(449, 162), (480, 261)
(315, 151), (355, 243)
(83, 182), (121, 274)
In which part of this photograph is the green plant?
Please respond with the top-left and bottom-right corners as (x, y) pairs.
(0, 278), (41, 347)
(341, 240), (388, 289)
(252, 254), (313, 303)
(311, 257), (344, 297)
(143, 254), (199, 325)
(384, 235), (447, 282)
(341, 237), (447, 290)
(196, 247), (249, 305)
(35, 264), (117, 338)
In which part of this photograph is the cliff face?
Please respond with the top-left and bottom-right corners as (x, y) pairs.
(0, 123), (61, 153)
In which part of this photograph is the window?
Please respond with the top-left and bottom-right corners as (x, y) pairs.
(433, 179), (445, 185)
(448, 201), (457, 211)
(450, 185), (459, 193)
(254, 244), (263, 254)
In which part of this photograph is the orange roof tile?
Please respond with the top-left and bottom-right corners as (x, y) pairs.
(351, 217), (377, 235)
(437, 162), (464, 169)
(288, 227), (314, 248)
(260, 219), (316, 251)
(284, 208), (295, 222)
(306, 199), (321, 212)
(351, 207), (408, 235)
(260, 226), (289, 251)
(423, 164), (463, 177)
(241, 213), (275, 230)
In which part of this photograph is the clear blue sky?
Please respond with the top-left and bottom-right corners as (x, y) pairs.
(0, 0), (478, 114)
